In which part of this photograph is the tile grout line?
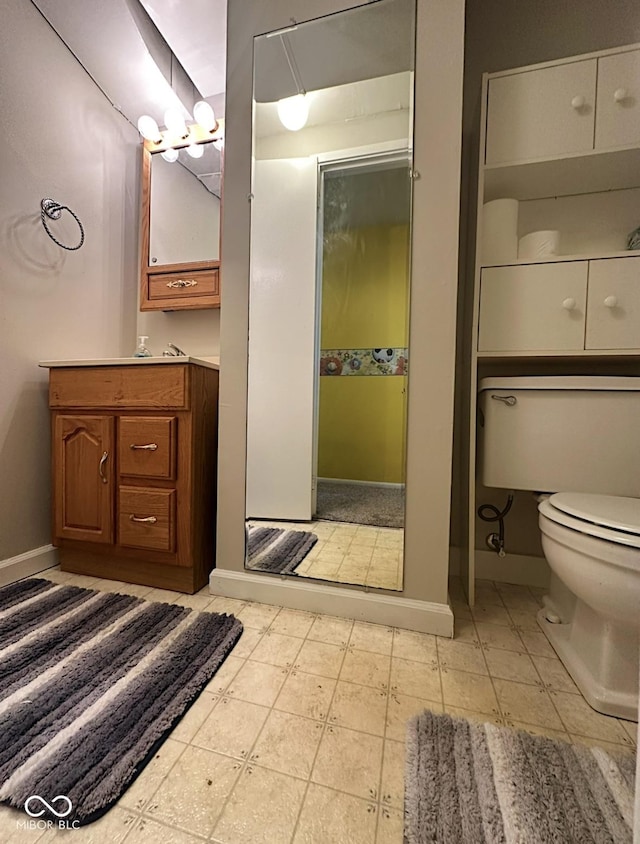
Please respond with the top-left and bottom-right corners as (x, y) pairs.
(287, 619), (355, 844)
(375, 624), (397, 841)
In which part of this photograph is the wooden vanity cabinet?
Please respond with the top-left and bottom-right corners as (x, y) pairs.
(49, 363), (219, 593)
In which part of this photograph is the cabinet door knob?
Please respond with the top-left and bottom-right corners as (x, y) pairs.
(571, 95), (586, 110)
(613, 88), (629, 103)
(604, 295), (618, 308)
(562, 297), (577, 310)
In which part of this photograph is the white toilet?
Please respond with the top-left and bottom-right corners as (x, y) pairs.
(479, 376), (640, 722)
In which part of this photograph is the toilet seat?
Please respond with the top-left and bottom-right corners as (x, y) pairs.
(539, 493), (640, 549)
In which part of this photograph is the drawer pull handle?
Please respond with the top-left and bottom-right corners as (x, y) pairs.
(129, 515), (157, 524)
(130, 443), (159, 451)
(604, 296), (618, 308)
(614, 87), (628, 103)
(167, 279), (198, 289)
(570, 95), (586, 110)
(99, 451), (109, 484)
(562, 297), (577, 311)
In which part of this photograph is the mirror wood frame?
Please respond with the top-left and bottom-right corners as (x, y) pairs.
(139, 121), (225, 312)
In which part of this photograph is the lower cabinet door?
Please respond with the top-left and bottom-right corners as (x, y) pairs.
(118, 487), (176, 552)
(478, 262), (588, 352)
(585, 257), (640, 350)
(53, 414), (114, 543)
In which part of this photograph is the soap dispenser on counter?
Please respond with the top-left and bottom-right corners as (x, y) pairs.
(132, 336), (152, 358)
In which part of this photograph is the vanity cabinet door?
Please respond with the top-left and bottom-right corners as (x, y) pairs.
(478, 263), (588, 352)
(585, 257), (640, 350)
(53, 414), (114, 544)
(485, 60), (596, 165)
(595, 50), (640, 150)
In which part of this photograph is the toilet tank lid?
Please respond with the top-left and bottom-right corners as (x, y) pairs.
(479, 376), (640, 392)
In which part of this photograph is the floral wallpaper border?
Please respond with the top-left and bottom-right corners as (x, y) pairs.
(319, 348), (408, 376)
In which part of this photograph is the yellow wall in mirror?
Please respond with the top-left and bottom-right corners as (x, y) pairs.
(320, 224), (409, 347)
(318, 223), (409, 483)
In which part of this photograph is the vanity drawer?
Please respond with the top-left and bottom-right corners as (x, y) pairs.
(148, 269), (219, 303)
(49, 366), (188, 409)
(118, 417), (177, 479)
(118, 487), (176, 552)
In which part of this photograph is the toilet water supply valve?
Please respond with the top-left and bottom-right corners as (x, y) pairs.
(478, 493), (514, 557)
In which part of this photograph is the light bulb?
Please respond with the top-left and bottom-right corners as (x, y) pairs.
(137, 115), (161, 142)
(161, 148), (179, 163)
(277, 94), (309, 131)
(213, 137), (225, 151)
(193, 100), (218, 132)
(186, 143), (204, 158)
(164, 108), (188, 138)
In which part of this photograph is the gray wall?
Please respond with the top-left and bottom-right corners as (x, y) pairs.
(452, 0), (640, 560)
(0, 0), (139, 563)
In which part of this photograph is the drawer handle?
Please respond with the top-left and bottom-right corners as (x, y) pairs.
(130, 443), (159, 451)
(99, 451), (109, 484)
(167, 279), (198, 289)
(570, 95), (586, 110)
(129, 515), (157, 524)
(604, 296), (618, 308)
(562, 297), (577, 311)
(614, 88), (629, 103)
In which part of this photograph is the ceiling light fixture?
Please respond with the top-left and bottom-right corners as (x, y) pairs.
(276, 33), (308, 132)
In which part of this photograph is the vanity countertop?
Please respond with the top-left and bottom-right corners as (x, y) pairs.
(39, 355), (220, 371)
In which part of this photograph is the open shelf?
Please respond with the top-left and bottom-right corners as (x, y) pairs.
(481, 249), (640, 269)
(483, 146), (640, 202)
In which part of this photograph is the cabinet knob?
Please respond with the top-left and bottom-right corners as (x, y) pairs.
(562, 297), (577, 310)
(613, 88), (629, 103)
(571, 95), (586, 110)
(604, 295), (618, 308)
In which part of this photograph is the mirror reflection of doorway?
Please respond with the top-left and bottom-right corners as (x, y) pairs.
(244, 0), (415, 592)
(314, 154), (411, 537)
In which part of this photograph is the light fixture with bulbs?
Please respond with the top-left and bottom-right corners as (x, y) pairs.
(136, 100), (224, 160)
(275, 32), (309, 132)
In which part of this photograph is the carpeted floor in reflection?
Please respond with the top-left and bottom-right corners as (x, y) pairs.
(316, 480), (404, 528)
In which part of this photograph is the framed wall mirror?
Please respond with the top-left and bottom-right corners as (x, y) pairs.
(139, 132), (223, 311)
(244, 0), (416, 591)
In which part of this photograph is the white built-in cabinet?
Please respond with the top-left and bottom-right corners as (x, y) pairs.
(465, 43), (640, 604)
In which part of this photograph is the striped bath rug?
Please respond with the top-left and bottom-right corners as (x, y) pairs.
(0, 578), (242, 826)
(246, 526), (318, 574)
(405, 711), (636, 843)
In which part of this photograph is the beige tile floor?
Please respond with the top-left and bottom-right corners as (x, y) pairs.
(0, 570), (636, 844)
(248, 520), (404, 591)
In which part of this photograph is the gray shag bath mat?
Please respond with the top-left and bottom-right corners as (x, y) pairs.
(405, 711), (636, 844)
(0, 578), (242, 826)
(246, 526), (318, 574)
(316, 480), (404, 528)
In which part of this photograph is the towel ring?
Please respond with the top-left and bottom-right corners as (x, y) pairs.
(40, 198), (85, 251)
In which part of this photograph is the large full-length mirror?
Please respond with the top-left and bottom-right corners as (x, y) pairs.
(245, 0), (415, 591)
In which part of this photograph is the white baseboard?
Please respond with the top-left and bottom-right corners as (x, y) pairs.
(209, 569), (453, 636)
(317, 477), (404, 490)
(0, 545), (58, 587)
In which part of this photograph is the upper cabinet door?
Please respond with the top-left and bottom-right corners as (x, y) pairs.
(595, 50), (640, 150)
(485, 60), (597, 165)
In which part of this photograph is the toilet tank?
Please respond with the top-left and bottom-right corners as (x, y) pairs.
(478, 376), (640, 496)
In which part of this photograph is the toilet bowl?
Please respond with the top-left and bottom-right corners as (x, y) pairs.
(478, 376), (640, 722)
(537, 493), (640, 721)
